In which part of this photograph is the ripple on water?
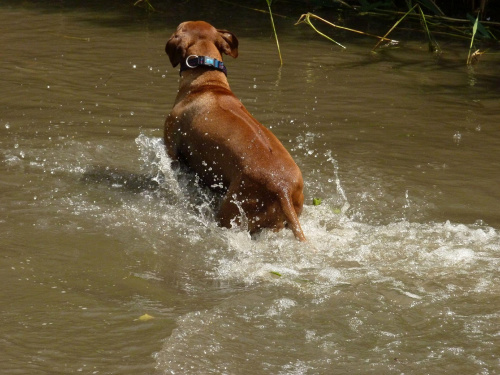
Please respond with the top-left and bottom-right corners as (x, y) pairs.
(11, 133), (496, 374)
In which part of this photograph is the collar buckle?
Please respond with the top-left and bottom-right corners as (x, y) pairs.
(180, 55), (227, 76)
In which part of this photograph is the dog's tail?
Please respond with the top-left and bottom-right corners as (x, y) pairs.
(280, 194), (306, 242)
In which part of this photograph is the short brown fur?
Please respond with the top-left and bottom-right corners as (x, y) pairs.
(164, 21), (306, 241)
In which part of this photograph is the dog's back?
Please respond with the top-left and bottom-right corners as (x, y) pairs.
(165, 21), (306, 241)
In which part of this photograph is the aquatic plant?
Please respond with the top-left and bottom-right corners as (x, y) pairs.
(132, 0), (499, 65)
(467, 12), (485, 65)
(133, 0), (154, 12)
(265, 0), (283, 66)
(295, 5), (437, 53)
(295, 13), (348, 49)
(293, 0), (498, 64)
(369, 3), (439, 52)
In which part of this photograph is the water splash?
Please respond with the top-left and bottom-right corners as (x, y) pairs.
(325, 150), (350, 215)
(135, 133), (182, 197)
(100, 136), (500, 375)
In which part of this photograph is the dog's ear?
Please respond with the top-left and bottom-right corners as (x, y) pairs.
(216, 29), (239, 58)
(165, 34), (187, 67)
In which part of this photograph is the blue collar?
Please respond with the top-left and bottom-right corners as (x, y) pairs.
(179, 55), (227, 76)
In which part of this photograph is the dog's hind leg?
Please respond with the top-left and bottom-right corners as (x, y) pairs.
(279, 193), (306, 242)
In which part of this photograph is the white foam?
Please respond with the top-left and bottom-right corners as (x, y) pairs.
(126, 136), (500, 375)
(432, 246), (476, 264)
(135, 133), (182, 198)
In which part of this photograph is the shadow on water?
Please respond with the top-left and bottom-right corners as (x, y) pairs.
(0, 0), (283, 34)
(82, 165), (160, 194)
(80, 163), (188, 207)
(81, 159), (223, 218)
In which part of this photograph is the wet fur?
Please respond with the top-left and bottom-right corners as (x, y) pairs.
(164, 21), (306, 241)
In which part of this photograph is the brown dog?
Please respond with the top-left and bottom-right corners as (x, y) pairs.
(164, 21), (306, 241)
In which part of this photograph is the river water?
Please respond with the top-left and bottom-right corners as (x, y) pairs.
(1, 1), (499, 374)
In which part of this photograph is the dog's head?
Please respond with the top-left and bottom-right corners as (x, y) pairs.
(165, 21), (239, 68)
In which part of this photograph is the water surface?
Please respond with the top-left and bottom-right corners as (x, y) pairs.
(1, 2), (499, 374)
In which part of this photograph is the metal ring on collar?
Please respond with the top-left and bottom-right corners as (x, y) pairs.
(185, 55), (198, 68)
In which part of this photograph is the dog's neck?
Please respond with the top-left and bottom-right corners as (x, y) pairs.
(175, 68), (231, 103)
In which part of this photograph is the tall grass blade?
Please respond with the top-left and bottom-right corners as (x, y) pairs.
(296, 13), (346, 49)
(265, 0), (283, 66)
(467, 14), (479, 65)
(466, 13), (491, 38)
(372, 3), (418, 51)
(417, 4), (440, 52)
(296, 13), (393, 46)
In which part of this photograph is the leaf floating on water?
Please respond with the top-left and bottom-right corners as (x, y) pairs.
(138, 313), (154, 322)
(270, 271), (282, 277)
(313, 198), (322, 206)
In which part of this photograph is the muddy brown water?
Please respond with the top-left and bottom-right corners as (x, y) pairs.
(1, 2), (499, 374)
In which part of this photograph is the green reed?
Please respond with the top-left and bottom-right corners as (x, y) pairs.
(417, 3), (441, 53)
(467, 13), (480, 65)
(134, 0), (498, 66)
(265, 0), (283, 66)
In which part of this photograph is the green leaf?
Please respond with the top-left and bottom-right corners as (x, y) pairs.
(467, 13), (479, 65)
(466, 13), (491, 39)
